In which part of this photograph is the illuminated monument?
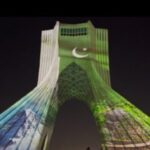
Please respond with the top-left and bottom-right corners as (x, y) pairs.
(0, 21), (150, 150)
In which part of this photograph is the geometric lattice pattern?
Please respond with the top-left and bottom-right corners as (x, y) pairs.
(58, 62), (94, 105)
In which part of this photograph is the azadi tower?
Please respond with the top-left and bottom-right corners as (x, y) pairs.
(0, 21), (150, 150)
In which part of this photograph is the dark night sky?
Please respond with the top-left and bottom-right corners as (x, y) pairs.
(0, 17), (150, 150)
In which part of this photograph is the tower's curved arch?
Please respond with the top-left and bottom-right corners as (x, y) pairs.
(49, 99), (101, 150)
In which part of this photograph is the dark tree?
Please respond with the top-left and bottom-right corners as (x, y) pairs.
(86, 147), (90, 150)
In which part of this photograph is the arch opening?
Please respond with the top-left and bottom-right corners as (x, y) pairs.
(49, 99), (101, 150)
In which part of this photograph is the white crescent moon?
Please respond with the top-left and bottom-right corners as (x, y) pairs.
(72, 47), (88, 58)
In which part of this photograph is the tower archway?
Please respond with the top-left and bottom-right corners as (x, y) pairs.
(49, 99), (101, 150)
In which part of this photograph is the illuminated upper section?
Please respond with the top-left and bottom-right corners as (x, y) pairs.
(59, 21), (111, 85)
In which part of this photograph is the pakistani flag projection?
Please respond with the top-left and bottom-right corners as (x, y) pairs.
(0, 21), (150, 150)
